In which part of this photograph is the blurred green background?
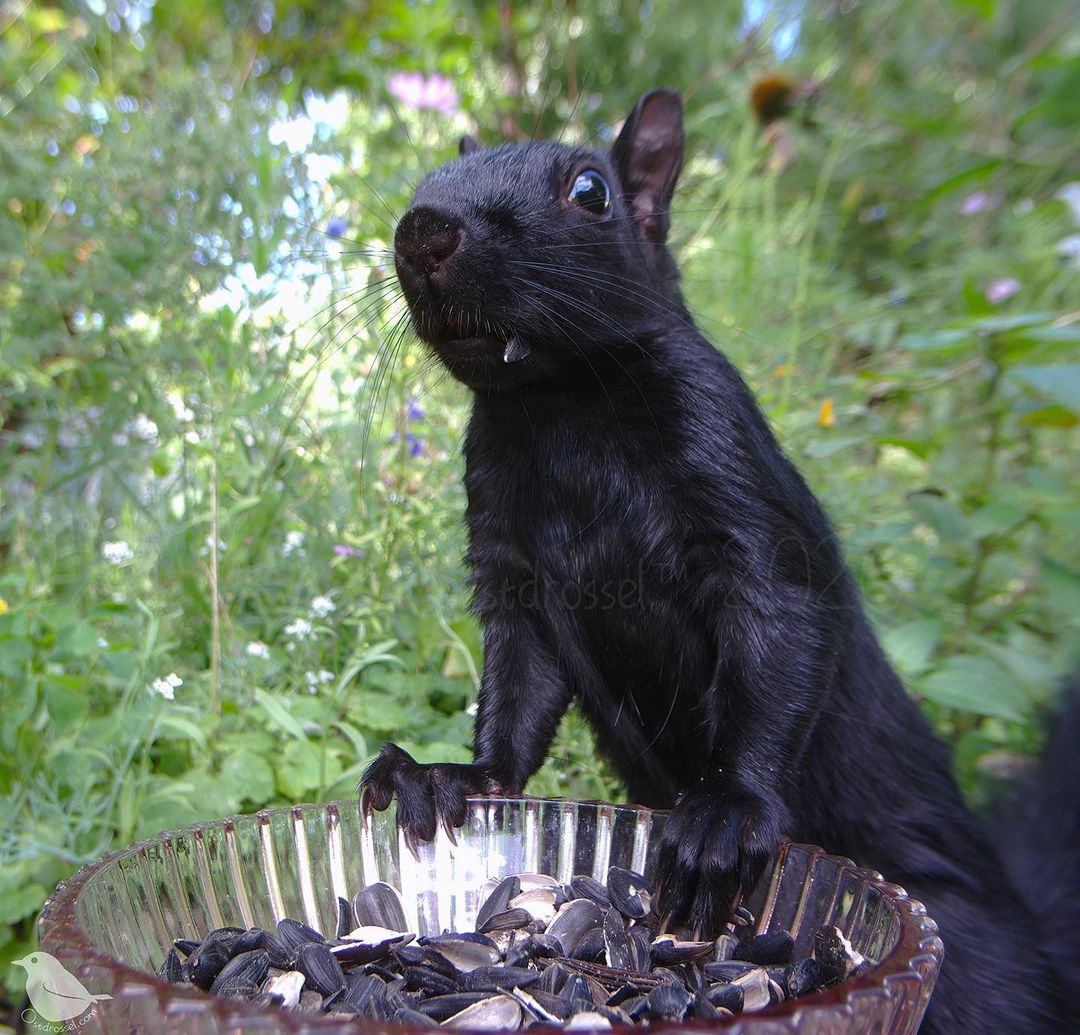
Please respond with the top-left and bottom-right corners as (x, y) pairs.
(1, 0), (1078, 1012)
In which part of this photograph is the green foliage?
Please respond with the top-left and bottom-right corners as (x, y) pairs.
(1, 0), (1078, 1007)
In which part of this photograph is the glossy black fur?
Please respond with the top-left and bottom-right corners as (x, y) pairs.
(361, 91), (1080, 1032)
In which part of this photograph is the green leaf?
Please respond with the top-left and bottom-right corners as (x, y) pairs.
(155, 714), (209, 752)
(349, 692), (412, 733)
(1011, 365), (1080, 414)
(897, 329), (973, 352)
(0, 882), (48, 925)
(881, 619), (940, 677)
(907, 491), (970, 543)
(917, 656), (1027, 720)
(254, 688), (307, 740)
(221, 750), (276, 805)
(0, 636), (33, 678)
(54, 621), (100, 656)
(276, 738), (324, 799)
(44, 680), (89, 731)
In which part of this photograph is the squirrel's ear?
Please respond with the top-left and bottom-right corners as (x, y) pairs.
(459, 134), (480, 156)
(612, 89), (684, 246)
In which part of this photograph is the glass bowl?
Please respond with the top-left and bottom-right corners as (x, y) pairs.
(38, 797), (942, 1034)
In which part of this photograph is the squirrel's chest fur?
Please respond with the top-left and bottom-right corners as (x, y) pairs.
(462, 370), (739, 794)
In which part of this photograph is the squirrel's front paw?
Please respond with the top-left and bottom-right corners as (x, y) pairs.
(359, 743), (494, 854)
(656, 785), (787, 935)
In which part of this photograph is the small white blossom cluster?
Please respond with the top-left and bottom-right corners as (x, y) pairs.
(166, 391), (195, 423)
(305, 669), (335, 693)
(309, 595), (335, 618)
(284, 618), (313, 641)
(282, 530), (305, 557)
(198, 535), (227, 557)
(246, 640), (271, 660)
(102, 540), (134, 565)
(149, 672), (182, 700)
(112, 413), (159, 446)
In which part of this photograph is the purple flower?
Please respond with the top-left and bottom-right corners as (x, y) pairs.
(407, 398), (424, 421)
(388, 72), (459, 115)
(326, 216), (347, 239)
(959, 191), (1002, 216)
(406, 432), (423, 458)
(333, 544), (364, 558)
(985, 277), (1020, 303)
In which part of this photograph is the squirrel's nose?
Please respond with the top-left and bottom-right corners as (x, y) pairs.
(394, 207), (463, 286)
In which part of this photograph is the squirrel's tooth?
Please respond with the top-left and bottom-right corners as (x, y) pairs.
(503, 338), (530, 364)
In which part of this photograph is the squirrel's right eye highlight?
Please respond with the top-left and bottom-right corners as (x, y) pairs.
(568, 170), (610, 215)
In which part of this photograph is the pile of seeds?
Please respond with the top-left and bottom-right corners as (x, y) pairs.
(158, 868), (868, 1028)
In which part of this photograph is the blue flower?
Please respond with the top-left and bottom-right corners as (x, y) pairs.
(326, 216), (347, 239)
(406, 432), (423, 457)
(407, 398), (424, 421)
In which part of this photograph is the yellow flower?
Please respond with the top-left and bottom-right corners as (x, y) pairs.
(818, 398), (835, 428)
(0, 598), (9, 615)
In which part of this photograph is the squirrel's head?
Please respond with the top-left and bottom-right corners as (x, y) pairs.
(393, 89), (685, 391)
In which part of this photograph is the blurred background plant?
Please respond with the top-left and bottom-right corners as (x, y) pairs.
(1, 0), (1078, 1012)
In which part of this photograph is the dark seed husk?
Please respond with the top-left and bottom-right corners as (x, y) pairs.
(295, 941), (346, 997)
(649, 935), (714, 967)
(342, 972), (387, 1011)
(476, 907), (533, 934)
(511, 986), (571, 1022)
(786, 956), (825, 998)
(571, 927), (606, 962)
(706, 981), (744, 1012)
(232, 928), (266, 956)
(187, 939), (235, 991)
(394, 1005), (439, 1026)
(603, 908), (632, 970)
(644, 981), (692, 1023)
(404, 965), (460, 996)
(210, 949), (270, 996)
(172, 938), (199, 958)
(569, 875), (611, 908)
(158, 948), (185, 983)
(813, 926), (866, 986)
(476, 876), (521, 931)
(703, 960), (758, 982)
(606, 868), (654, 920)
(425, 936), (500, 972)
(627, 926), (653, 973)
(546, 899), (603, 957)
(694, 991), (722, 1019)
(733, 930), (795, 965)
(276, 917), (325, 950)
(336, 896), (356, 939)
(353, 881), (408, 932)
(561, 973), (593, 1007)
(462, 965), (540, 992)
(415, 992), (492, 1022)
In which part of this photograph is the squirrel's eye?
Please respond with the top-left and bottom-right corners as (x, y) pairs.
(568, 170), (610, 215)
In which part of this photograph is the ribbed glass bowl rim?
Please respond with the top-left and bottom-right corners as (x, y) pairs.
(38, 796), (944, 1033)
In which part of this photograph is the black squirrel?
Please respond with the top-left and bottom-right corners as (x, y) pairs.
(361, 89), (1080, 1032)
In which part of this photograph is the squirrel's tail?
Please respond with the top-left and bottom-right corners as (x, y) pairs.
(995, 675), (1080, 1002)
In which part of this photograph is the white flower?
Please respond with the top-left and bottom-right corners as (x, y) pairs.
(309, 595), (335, 618)
(246, 640), (271, 660)
(97, 637), (109, 650)
(284, 617), (313, 641)
(125, 413), (159, 443)
(304, 668), (335, 693)
(198, 535), (227, 557)
(102, 540), (134, 565)
(149, 672), (182, 700)
(282, 530), (305, 557)
(166, 391), (195, 423)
